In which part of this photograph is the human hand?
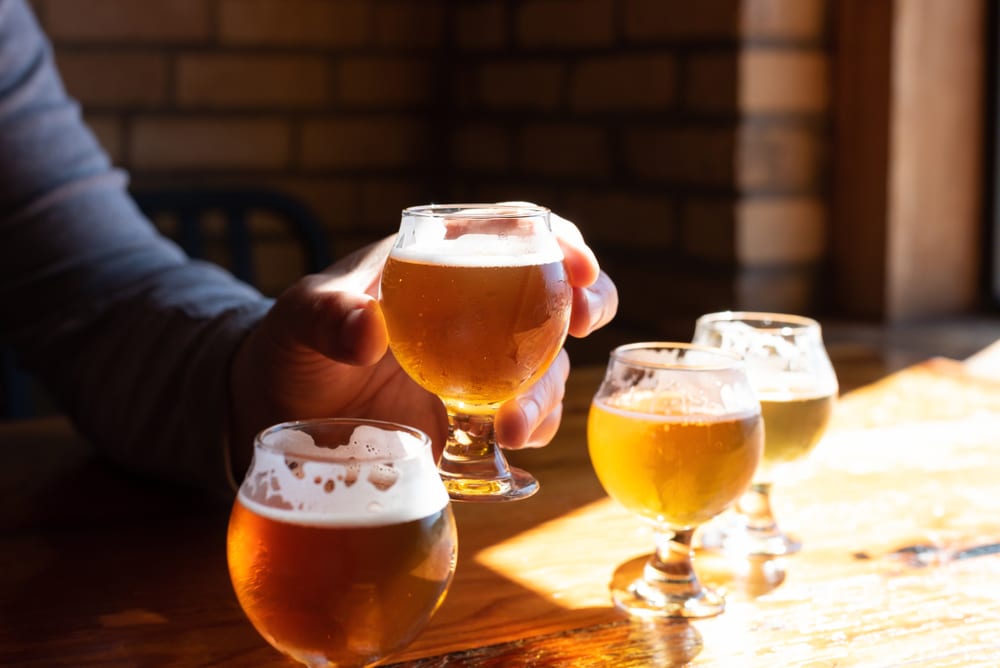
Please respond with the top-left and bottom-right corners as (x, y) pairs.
(227, 210), (617, 479)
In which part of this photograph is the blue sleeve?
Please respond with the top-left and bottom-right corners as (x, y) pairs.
(0, 0), (273, 496)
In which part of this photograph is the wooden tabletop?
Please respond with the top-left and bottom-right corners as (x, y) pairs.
(4, 342), (1000, 666)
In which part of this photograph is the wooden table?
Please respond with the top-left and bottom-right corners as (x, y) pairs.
(4, 344), (1000, 666)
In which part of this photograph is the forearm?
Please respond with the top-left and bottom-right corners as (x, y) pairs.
(0, 0), (271, 496)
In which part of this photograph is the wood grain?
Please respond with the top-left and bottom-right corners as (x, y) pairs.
(4, 351), (1000, 666)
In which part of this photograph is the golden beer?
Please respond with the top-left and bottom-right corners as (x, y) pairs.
(588, 392), (764, 529)
(227, 499), (457, 667)
(381, 255), (571, 411)
(757, 393), (835, 473)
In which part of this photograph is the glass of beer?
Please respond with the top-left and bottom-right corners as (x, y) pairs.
(692, 311), (838, 556)
(227, 418), (457, 668)
(380, 204), (572, 502)
(588, 342), (764, 618)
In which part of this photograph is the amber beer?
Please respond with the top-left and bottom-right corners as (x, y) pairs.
(380, 252), (571, 410)
(757, 392), (835, 473)
(227, 418), (456, 666)
(227, 499), (456, 667)
(588, 392), (764, 529)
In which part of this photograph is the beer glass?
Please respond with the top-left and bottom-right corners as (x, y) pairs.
(227, 418), (457, 668)
(588, 343), (764, 618)
(693, 311), (838, 556)
(380, 204), (572, 502)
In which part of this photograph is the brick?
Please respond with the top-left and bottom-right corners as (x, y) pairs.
(300, 118), (429, 169)
(681, 199), (736, 261)
(456, 2), (507, 51)
(518, 123), (609, 177)
(624, 0), (740, 42)
(741, 48), (829, 113)
(56, 51), (167, 108)
(375, 1), (446, 48)
(130, 117), (291, 170)
(339, 58), (435, 108)
(737, 122), (823, 191)
(684, 51), (739, 113)
(743, 0), (828, 42)
(360, 179), (430, 229)
(737, 196), (826, 265)
(450, 181), (562, 214)
(563, 190), (674, 249)
(44, 0), (210, 43)
(479, 61), (565, 111)
(84, 114), (124, 165)
(625, 126), (736, 186)
(571, 53), (676, 112)
(263, 176), (361, 230)
(177, 55), (328, 109)
(517, 0), (615, 48)
(601, 253), (735, 323)
(735, 265), (816, 313)
(219, 0), (367, 47)
(451, 123), (514, 171)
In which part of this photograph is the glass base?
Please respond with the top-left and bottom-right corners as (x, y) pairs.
(698, 516), (801, 557)
(610, 554), (725, 619)
(692, 549), (787, 600)
(440, 465), (538, 503)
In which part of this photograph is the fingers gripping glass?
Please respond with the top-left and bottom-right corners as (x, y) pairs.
(380, 204), (572, 502)
(588, 343), (764, 618)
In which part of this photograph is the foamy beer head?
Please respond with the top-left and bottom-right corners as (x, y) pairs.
(227, 418), (456, 667)
(238, 417), (448, 524)
(381, 204), (572, 410)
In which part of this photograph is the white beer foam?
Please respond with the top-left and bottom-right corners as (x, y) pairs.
(390, 236), (564, 267)
(238, 424), (448, 527)
(751, 371), (836, 400)
(593, 394), (762, 424)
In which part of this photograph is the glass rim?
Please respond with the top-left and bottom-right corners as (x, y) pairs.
(402, 203), (550, 219)
(253, 417), (432, 464)
(610, 341), (745, 371)
(696, 310), (821, 333)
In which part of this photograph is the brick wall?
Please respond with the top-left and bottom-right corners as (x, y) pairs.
(34, 0), (832, 355)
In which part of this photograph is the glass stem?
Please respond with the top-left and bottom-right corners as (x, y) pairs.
(737, 482), (778, 533)
(437, 412), (510, 480)
(645, 528), (701, 595)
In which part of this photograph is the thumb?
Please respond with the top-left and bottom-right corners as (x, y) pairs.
(268, 274), (388, 366)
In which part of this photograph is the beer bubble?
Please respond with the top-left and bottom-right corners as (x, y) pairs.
(323, 479), (335, 493)
(367, 463), (399, 491)
(284, 458), (305, 479)
(344, 462), (360, 486)
(367, 501), (383, 513)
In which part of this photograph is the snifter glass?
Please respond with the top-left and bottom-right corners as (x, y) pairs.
(227, 418), (457, 668)
(693, 311), (838, 556)
(380, 204), (572, 502)
(588, 342), (764, 618)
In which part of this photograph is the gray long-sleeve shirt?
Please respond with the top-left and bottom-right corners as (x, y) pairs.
(0, 0), (273, 495)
